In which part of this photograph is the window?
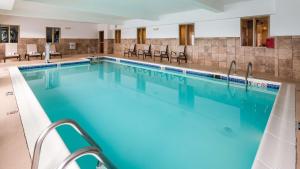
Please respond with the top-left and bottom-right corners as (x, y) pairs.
(46, 27), (61, 43)
(241, 16), (269, 47)
(115, 30), (121, 43)
(137, 28), (146, 44)
(179, 24), (194, 46)
(0, 25), (19, 43)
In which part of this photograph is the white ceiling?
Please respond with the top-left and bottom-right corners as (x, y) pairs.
(0, 0), (15, 10)
(0, 0), (252, 24)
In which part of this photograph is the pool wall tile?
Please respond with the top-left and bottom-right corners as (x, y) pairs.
(97, 56), (281, 90)
(60, 61), (90, 67)
(18, 56), (281, 90)
(19, 60), (90, 71)
(19, 64), (57, 70)
(165, 67), (183, 73)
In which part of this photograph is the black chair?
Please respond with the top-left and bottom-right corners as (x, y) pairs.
(144, 44), (152, 59)
(137, 45), (147, 59)
(170, 46), (187, 64)
(154, 45), (169, 62)
(124, 44), (136, 57)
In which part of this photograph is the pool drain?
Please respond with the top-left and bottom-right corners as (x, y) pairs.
(224, 126), (233, 133)
(6, 110), (18, 116)
(6, 91), (14, 96)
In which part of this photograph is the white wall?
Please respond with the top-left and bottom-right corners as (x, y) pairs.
(119, 0), (300, 39)
(0, 15), (98, 39)
(120, 0), (276, 39)
(1, 0), (299, 41)
(271, 0), (300, 36)
(196, 18), (240, 37)
(97, 24), (116, 39)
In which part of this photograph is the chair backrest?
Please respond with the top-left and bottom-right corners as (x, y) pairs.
(143, 45), (149, 50)
(148, 44), (152, 53)
(178, 46), (185, 52)
(5, 43), (18, 56)
(130, 44), (135, 50)
(160, 45), (167, 52)
(50, 44), (56, 53)
(27, 44), (38, 54)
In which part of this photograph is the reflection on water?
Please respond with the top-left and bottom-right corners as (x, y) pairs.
(95, 61), (276, 131)
(21, 61), (277, 169)
(178, 84), (195, 109)
(21, 68), (61, 89)
(44, 70), (60, 89)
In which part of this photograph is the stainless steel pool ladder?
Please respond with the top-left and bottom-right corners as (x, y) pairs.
(227, 60), (236, 85)
(31, 119), (115, 169)
(245, 62), (253, 91)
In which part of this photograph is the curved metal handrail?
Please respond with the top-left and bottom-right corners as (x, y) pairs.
(56, 147), (107, 169)
(31, 119), (114, 169)
(245, 62), (253, 91)
(227, 60), (236, 85)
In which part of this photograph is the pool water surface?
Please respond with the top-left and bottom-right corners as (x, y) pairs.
(21, 61), (277, 169)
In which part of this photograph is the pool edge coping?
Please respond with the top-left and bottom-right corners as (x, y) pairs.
(10, 57), (295, 169)
(9, 66), (80, 169)
(251, 83), (296, 169)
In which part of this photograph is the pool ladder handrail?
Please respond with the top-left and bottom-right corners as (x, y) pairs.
(31, 119), (115, 169)
(245, 62), (253, 91)
(57, 147), (105, 169)
(227, 60), (236, 85)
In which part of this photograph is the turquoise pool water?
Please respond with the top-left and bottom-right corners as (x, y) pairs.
(21, 61), (277, 169)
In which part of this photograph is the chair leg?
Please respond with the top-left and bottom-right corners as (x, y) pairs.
(4, 58), (6, 63)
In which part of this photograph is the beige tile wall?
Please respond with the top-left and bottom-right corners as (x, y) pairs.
(114, 36), (300, 81)
(0, 38), (99, 59)
(104, 39), (114, 54)
(1, 36), (299, 81)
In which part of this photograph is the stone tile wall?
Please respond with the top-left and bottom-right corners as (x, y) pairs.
(104, 39), (114, 54)
(114, 36), (300, 81)
(0, 38), (99, 60)
(1, 36), (298, 81)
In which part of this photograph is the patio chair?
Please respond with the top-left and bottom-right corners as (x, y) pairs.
(124, 44), (137, 57)
(154, 45), (169, 62)
(144, 44), (152, 59)
(4, 43), (21, 63)
(49, 44), (62, 59)
(170, 46), (187, 64)
(25, 44), (42, 61)
(137, 44), (152, 59)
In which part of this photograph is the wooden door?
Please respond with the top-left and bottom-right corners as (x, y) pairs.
(99, 31), (104, 53)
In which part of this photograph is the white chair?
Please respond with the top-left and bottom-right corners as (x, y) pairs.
(25, 44), (42, 61)
(4, 43), (20, 63)
(49, 44), (62, 59)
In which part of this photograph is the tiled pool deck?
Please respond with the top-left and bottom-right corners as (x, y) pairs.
(0, 54), (299, 169)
